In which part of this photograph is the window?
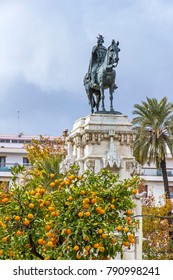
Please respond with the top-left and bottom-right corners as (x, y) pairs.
(169, 186), (173, 199)
(23, 157), (29, 166)
(0, 157), (6, 169)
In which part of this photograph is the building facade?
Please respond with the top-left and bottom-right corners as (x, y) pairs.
(0, 134), (58, 188)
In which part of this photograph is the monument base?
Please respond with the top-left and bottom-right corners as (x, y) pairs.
(65, 113), (137, 179)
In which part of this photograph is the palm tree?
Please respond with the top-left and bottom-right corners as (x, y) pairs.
(132, 97), (173, 199)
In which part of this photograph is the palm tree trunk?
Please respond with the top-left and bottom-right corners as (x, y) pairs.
(160, 158), (170, 199)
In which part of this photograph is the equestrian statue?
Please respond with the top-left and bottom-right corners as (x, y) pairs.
(84, 35), (120, 113)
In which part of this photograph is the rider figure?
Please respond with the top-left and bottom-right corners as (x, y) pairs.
(87, 35), (107, 87)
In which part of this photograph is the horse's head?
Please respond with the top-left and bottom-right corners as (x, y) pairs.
(106, 39), (120, 68)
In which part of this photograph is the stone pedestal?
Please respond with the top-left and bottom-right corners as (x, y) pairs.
(64, 113), (137, 178)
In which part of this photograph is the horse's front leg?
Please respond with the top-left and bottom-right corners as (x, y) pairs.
(96, 91), (101, 112)
(109, 86), (114, 112)
(100, 85), (106, 111)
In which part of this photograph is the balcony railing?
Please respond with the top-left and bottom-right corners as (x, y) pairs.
(0, 163), (31, 172)
(141, 167), (173, 177)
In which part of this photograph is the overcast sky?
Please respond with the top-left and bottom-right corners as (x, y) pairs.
(0, 0), (173, 136)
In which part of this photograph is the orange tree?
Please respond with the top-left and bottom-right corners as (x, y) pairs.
(0, 163), (140, 260)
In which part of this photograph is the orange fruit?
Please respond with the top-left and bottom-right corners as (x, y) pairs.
(5, 216), (10, 222)
(98, 229), (103, 234)
(129, 238), (135, 243)
(84, 250), (88, 256)
(99, 246), (105, 252)
(116, 226), (122, 231)
(29, 203), (34, 209)
(30, 191), (36, 195)
(76, 253), (81, 259)
(123, 241), (130, 247)
(50, 173), (55, 179)
(64, 180), (70, 185)
(91, 198), (97, 204)
(0, 221), (3, 226)
(83, 204), (89, 209)
(45, 225), (51, 231)
(54, 179), (59, 184)
(50, 182), (55, 188)
(25, 243), (31, 248)
(102, 233), (107, 239)
(85, 211), (91, 217)
(23, 219), (30, 226)
(128, 233), (134, 239)
(2, 198), (9, 203)
(80, 190), (85, 195)
(68, 196), (73, 201)
(73, 245), (79, 251)
(48, 206), (55, 211)
(78, 212), (84, 218)
(14, 215), (20, 221)
(132, 189), (137, 195)
(126, 210), (132, 216)
(93, 243), (99, 249)
(67, 229), (72, 235)
(69, 175), (75, 180)
(47, 241), (53, 247)
(0, 250), (3, 255)
(51, 211), (58, 217)
(9, 251), (14, 257)
(38, 239), (44, 245)
(16, 230), (22, 236)
(65, 201), (70, 206)
(96, 207), (102, 213)
(46, 232), (52, 238)
(83, 198), (90, 204)
(100, 209), (105, 215)
(110, 204), (115, 209)
(124, 227), (129, 233)
(28, 213), (34, 220)
(2, 237), (8, 242)
(45, 200), (51, 206)
(85, 245), (91, 251)
(78, 175), (82, 180)
(84, 236), (89, 242)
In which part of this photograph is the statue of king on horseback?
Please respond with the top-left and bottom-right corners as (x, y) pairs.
(84, 35), (120, 113)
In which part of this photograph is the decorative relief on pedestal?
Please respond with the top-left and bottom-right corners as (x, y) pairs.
(102, 151), (121, 169)
(126, 160), (141, 175)
(102, 131), (122, 169)
(86, 159), (95, 172)
(82, 132), (104, 145)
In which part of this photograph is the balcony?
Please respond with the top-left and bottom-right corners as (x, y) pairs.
(141, 167), (173, 177)
(0, 163), (31, 172)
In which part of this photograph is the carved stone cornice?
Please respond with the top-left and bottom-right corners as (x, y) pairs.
(68, 130), (135, 147)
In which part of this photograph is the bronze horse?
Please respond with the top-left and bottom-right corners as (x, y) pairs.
(84, 40), (120, 113)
